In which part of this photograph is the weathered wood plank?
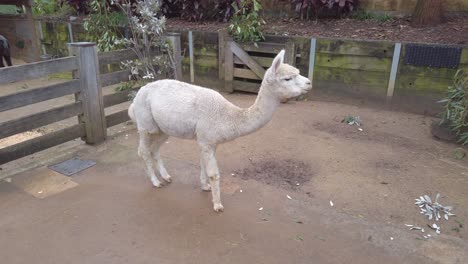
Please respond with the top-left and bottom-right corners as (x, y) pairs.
(234, 68), (261, 80)
(0, 102), (83, 140)
(0, 124), (86, 165)
(106, 109), (130, 128)
(284, 41), (296, 66)
(230, 42), (266, 78)
(98, 49), (138, 65)
(241, 42), (285, 54)
(316, 39), (395, 58)
(234, 56), (273, 68)
(73, 43), (107, 144)
(395, 74), (452, 93)
(0, 56), (78, 85)
(314, 66), (389, 90)
(233, 80), (260, 93)
(166, 33), (183, 80)
(101, 70), (131, 87)
(315, 53), (392, 72)
(397, 64), (459, 79)
(224, 41), (234, 93)
(218, 29), (228, 80)
(461, 48), (468, 64)
(0, 80), (80, 112)
(104, 87), (139, 108)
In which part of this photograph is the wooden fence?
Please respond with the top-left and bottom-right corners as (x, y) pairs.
(0, 34), (182, 165)
(219, 29), (296, 93)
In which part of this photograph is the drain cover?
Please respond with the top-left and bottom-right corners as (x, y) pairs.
(48, 158), (96, 176)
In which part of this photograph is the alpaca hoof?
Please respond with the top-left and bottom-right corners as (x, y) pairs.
(213, 203), (224, 212)
(201, 184), (211, 192)
(151, 178), (162, 188)
(162, 175), (172, 183)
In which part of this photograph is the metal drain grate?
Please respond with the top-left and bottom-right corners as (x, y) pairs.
(48, 158), (96, 176)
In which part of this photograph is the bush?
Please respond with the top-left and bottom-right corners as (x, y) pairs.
(228, 0), (264, 43)
(291, 0), (358, 20)
(439, 70), (468, 145)
(160, 0), (241, 22)
(84, 0), (127, 52)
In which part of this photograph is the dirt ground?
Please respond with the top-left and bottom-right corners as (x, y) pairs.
(166, 13), (468, 45)
(1, 93), (467, 263)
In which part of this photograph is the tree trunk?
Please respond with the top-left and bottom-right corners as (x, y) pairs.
(411, 0), (444, 27)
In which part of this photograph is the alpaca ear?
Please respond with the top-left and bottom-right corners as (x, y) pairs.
(271, 50), (285, 73)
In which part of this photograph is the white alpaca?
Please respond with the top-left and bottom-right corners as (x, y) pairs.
(128, 50), (311, 212)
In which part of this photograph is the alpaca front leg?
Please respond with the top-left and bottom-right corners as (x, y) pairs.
(200, 144), (223, 212)
(138, 132), (162, 187)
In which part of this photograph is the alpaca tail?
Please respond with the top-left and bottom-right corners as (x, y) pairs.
(128, 103), (136, 123)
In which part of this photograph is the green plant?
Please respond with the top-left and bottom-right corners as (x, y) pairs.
(115, 0), (175, 85)
(439, 70), (468, 145)
(33, 0), (78, 16)
(116, 80), (135, 91)
(352, 9), (391, 22)
(33, 0), (57, 15)
(228, 0), (264, 43)
(84, 0), (127, 52)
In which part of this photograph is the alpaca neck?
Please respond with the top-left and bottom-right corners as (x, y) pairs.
(236, 83), (280, 137)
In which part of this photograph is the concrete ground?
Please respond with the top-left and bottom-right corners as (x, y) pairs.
(1, 94), (468, 264)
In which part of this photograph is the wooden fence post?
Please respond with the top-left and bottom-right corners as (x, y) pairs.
(224, 41), (234, 93)
(166, 33), (183, 81)
(284, 41), (296, 66)
(70, 42), (106, 144)
(218, 29), (228, 80)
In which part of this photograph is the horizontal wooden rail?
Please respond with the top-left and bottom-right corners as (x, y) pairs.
(98, 49), (138, 65)
(103, 87), (139, 108)
(234, 56), (272, 68)
(232, 80), (260, 93)
(101, 70), (131, 87)
(234, 68), (262, 80)
(316, 39), (395, 58)
(106, 109), (130, 128)
(0, 102), (83, 140)
(0, 80), (81, 112)
(0, 56), (78, 85)
(0, 124), (86, 165)
(241, 42), (285, 54)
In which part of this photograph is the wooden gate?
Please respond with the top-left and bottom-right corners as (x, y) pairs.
(220, 35), (296, 93)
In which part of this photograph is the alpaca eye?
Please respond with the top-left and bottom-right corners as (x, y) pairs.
(284, 77), (292, 81)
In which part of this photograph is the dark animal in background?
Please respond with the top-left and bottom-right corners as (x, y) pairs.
(0, 34), (12, 68)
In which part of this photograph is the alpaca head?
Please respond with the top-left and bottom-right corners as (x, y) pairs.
(263, 50), (311, 100)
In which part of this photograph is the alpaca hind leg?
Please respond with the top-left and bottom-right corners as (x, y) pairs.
(200, 144), (223, 212)
(138, 131), (162, 187)
(200, 157), (211, 191)
(151, 133), (171, 183)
